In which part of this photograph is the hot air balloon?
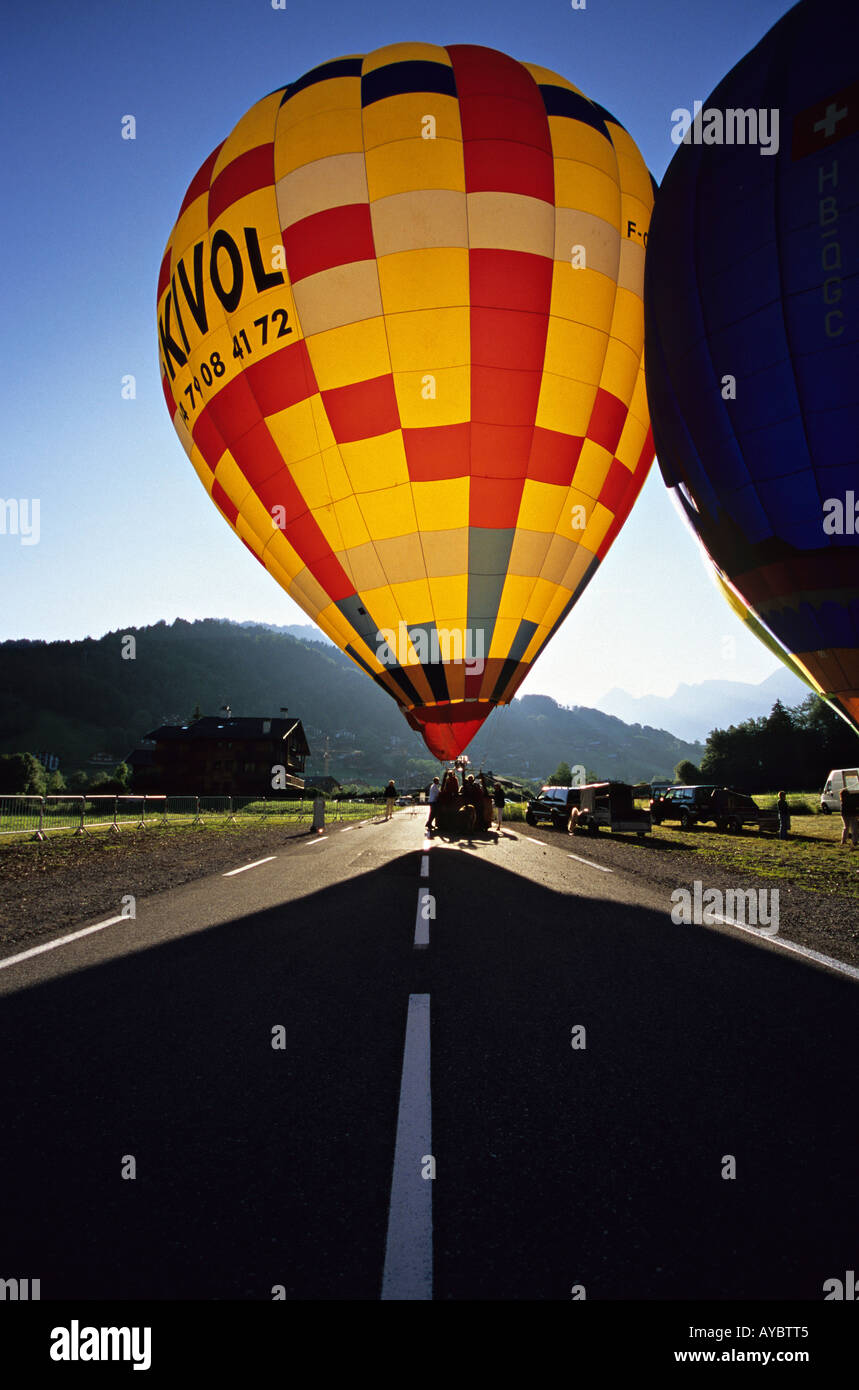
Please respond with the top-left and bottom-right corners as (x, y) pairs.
(644, 0), (859, 733)
(158, 42), (655, 759)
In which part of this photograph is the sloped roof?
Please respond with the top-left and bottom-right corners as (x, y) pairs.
(144, 716), (310, 755)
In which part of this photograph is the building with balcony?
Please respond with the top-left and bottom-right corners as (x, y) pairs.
(128, 714), (309, 796)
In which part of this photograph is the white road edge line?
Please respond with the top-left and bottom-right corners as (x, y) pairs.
(341, 826), (354, 832)
(414, 889), (432, 949)
(381, 993), (432, 1300)
(699, 914), (859, 982)
(568, 852), (614, 874)
(530, 838), (547, 846)
(305, 836), (328, 846)
(420, 854), (429, 878)
(0, 915), (126, 972)
(223, 856), (277, 876)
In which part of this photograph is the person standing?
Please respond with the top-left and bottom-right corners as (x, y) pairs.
(426, 776), (440, 832)
(776, 790), (790, 841)
(840, 786), (858, 848)
(478, 773), (493, 831)
(384, 779), (397, 821)
(492, 780), (506, 831)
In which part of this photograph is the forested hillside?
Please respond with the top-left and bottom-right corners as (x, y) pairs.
(0, 619), (705, 785)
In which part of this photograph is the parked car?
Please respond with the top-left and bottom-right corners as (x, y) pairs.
(526, 785), (580, 829)
(649, 785), (718, 828)
(820, 768), (859, 814)
(707, 787), (778, 834)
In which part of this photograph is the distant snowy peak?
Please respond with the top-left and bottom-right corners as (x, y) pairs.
(597, 669), (811, 742)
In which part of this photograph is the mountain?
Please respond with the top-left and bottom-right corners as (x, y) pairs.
(0, 619), (703, 786)
(239, 621), (334, 645)
(598, 668), (811, 743)
(464, 694), (703, 784)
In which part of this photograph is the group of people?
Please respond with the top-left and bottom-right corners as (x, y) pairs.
(425, 770), (505, 835)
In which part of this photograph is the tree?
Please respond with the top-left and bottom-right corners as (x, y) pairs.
(550, 760), (572, 785)
(113, 762), (131, 788)
(674, 759), (700, 784)
(760, 699), (795, 786)
(696, 693), (859, 794)
(0, 752), (47, 795)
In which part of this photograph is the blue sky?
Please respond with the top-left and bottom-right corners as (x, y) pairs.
(0, 0), (799, 707)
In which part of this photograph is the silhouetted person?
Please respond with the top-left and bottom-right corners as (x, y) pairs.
(426, 776), (440, 832)
(462, 775), (480, 833)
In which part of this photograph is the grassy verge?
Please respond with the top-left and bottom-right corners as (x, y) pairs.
(642, 816), (859, 899)
(0, 801), (384, 848)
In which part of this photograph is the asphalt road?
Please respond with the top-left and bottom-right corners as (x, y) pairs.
(1, 808), (857, 1301)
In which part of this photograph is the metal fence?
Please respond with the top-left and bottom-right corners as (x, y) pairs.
(0, 794), (386, 841)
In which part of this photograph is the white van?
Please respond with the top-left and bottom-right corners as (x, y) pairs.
(820, 768), (859, 813)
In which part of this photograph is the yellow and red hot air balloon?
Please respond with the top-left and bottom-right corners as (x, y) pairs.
(158, 42), (655, 759)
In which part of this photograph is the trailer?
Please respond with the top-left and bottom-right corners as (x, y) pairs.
(569, 781), (651, 838)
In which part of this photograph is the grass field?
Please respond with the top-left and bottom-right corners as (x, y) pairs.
(638, 815), (859, 900)
(628, 789), (858, 899)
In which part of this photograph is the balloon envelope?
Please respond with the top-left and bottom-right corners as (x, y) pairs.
(644, 0), (859, 733)
(159, 42), (655, 758)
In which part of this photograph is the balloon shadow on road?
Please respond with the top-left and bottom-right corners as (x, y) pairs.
(0, 850), (856, 1301)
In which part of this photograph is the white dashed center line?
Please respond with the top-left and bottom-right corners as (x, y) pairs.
(414, 888), (432, 949)
(381, 993), (432, 1301)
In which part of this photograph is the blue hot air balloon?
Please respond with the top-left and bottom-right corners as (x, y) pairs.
(644, 0), (859, 731)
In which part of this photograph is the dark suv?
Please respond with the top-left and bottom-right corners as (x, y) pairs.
(650, 784), (777, 833)
(649, 785), (718, 828)
(526, 786), (579, 829)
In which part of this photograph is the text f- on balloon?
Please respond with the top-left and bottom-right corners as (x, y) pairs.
(159, 42), (655, 759)
(645, 0), (859, 733)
